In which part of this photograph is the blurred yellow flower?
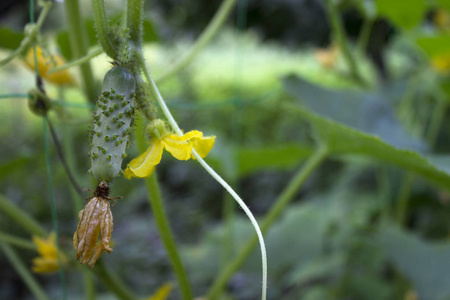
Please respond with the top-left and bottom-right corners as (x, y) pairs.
(143, 283), (173, 300)
(32, 232), (65, 273)
(431, 53), (450, 73)
(124, 120), (215, 179)
(434, 9), (450, 30)
(23, 46), (76, 86)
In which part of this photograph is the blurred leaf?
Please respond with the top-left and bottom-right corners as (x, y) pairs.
(376, 0), (426, 29)
(0, 27), (25, 50)
(55, 31), (72, 60)
(416, 34), (450, 57)
(287, 253), (346, 286)
(437, 0), (450, 11)
(377, 225), (450, 300)
(283, 75), (450, 190)
(283, 75), (424, 150)
(236, 144), (313, 176)
(142, 19), (159, 43)
(0, 157), (33, 180)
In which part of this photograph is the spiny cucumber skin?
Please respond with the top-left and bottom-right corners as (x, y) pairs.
(90, 67), (136, 182)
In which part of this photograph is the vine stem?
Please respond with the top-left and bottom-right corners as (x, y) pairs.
(0, 231), (37, 250)
(207, 145), (328, 299)
(93, 261), (136, 300)
(0, 1), (52, 67)
(91, 0), (118, 59)
(42, 118), (67, 300)
(0, 195), (46, 237)
(136, 50), (267, 300)
(45, 117), (84, 197)
(65, 0), (98, 102)
(134, 117), (193, 300)
(146, 173), (194, 300)
(126, 0), (143, 48)
(48, 47), (103, 75)
(323, 0), (366, 86)
(155, 0), (238, 83)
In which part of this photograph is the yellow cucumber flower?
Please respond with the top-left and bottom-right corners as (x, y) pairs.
(124, 120), (215, 179)
(32, 232), (66, 273)
(23, 46), (76, 86)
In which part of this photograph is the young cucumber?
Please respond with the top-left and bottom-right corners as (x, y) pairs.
(90, 67), (136, 182)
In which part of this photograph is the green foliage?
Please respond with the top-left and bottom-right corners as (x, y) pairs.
(0, 27), (25, 50)
(378, 225), (450, 300)
(376, 0), (426, 29)
(283, 75), (450, 190)
(416, 34), (450, 57)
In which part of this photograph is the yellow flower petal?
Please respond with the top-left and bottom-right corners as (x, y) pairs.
(32, 257), (59, 273)
(32, 232), (65, 274)
(24, 46), (76, 86)
(144, 283), (173, 300)
(161, 135), (193, 161)
(190, 135), (215, 159)
(124, 140), (164, 179)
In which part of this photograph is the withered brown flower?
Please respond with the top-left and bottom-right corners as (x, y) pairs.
(73, 181), (114, 268)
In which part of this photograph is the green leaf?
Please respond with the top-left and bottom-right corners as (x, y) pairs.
(283, 75), (450, 190)
(377, 225), (450, 300)
(55, 31), (72, 60)
(376, 0), (426, 29)
(437, 0), (450, 11)
(0, 27), (25, 50)
(142, 19), (159, 43)
(416, 34), (450, 57)
(236, 144), (313, 176)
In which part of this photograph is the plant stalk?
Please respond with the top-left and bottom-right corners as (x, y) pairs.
(155, 0), (238, 83)
(0, 232), (36, 250)
(65, 0), (98, 102)
(324, 0), (366, 86)
(0, 195), (46, 237)
(126, 0), (144, 48)
(0, 242), (49, 300)
(93, 261), (136, 300)
(145, 173), (194, 300)
(207, 146), (328, 299)
(91, 0), (118, 59)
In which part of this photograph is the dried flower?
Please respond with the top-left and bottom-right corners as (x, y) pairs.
(73, 182), (113, 268)
(32, 232), (66, 273)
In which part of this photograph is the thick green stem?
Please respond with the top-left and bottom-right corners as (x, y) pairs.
(93, 261), (136, 300)
(396, 172), (414, 225)
(0, 232), (36, 250)
(324, 0), (366, 86)
(426, 95), (447, 145)
(0, 242), (49, 300)
(145, 174), (193, 300)
(0, 195), (46, 237)
(126, 0), (144, 48)
(91, 0), (118, 59)
(83, 271), (96, 300)
(65, 0), (98, 102)
(155, 0), (238, 83)
(356, 17), (374, 55)
(207, 146), (328, 299)
(134, 117), (193, 300)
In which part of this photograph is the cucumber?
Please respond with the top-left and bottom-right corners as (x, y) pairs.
(90, 67), (136, 182)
